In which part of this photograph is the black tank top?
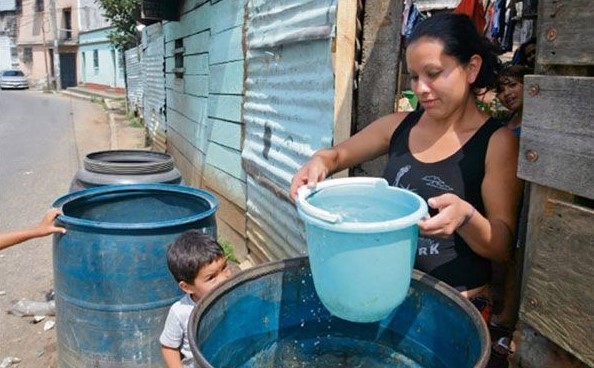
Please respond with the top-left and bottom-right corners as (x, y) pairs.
(382, 110), (503, 291)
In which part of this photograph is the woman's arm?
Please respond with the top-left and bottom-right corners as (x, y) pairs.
(290, 112), (406, 199)
(418, 128), (523, 262)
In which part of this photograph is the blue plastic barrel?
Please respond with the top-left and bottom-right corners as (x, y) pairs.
(52, 184), (219, 367)
(189, 257), (490, 368)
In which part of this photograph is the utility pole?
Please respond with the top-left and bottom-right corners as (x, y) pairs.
(41, 19), (51, 90)
(49, 0), (61, 90)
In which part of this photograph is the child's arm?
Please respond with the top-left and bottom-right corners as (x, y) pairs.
(0, 208), (66, 251)
(161, 345), (184, 368)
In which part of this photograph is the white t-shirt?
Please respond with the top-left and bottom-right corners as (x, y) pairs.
(160, 294), (197, 368)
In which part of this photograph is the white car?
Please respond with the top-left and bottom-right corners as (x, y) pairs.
(0, 69), (29, 89)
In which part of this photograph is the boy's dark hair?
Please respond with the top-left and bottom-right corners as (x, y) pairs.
(166, 230), (225, 283)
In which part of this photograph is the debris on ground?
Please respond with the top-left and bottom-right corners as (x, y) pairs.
(32, 315), (46, 324)
(43, 319), (55, 331)
(9, 300), (55, 317)
(0, 356), (22, 368)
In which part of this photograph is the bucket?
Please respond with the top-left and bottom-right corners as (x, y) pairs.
(189, 257), (490, 368)
(296, 177), (427, 322)
(52, 184), (219, 367)
(70, 150), (183, 191)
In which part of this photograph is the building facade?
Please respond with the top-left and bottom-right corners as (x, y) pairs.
(16, 0), (79, 89)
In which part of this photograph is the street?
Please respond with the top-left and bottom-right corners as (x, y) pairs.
(0, 89), (112, 367)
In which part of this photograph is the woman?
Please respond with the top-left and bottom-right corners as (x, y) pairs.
(290, 13), (523, 317)
(497, 65), (531, 136)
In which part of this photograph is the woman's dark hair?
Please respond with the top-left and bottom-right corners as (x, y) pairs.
(407, 13), (501, 90)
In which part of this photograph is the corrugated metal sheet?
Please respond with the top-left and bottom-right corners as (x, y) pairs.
(125, 47), (143, 116)
(142, 23), (167, 152)
(242, 0), (337, 260)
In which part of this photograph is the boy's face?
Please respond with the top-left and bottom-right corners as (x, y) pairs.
(180, 256), (232, 302)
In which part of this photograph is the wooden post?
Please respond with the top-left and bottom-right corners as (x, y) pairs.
(352, 0), (403, 178)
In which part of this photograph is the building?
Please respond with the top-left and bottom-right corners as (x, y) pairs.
(0, 0), (17, 70)
(15, 0), (79, 89)
(77, 0), (125, 92)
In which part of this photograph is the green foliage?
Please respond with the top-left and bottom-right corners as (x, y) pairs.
(96, 0), (140, 49)
(220, 240), (239, 264)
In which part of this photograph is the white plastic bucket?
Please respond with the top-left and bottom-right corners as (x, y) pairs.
(296, 178), (428, 322)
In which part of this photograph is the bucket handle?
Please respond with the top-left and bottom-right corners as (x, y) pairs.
(296, 185), (342, 224)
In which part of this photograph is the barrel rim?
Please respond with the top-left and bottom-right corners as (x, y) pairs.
(189, 257), (491, 368)
(52, 184), (219, 230)
(83, 150), (175, 174)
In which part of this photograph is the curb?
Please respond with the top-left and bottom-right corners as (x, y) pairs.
(108, 113), (119, 150)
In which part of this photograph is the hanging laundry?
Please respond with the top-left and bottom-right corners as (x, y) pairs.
(401, 0), (413, 36)
(404, 4), (424, 40)
(453, 0), (486, 33)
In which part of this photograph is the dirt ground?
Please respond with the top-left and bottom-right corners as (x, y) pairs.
(0, 93), (146, 368)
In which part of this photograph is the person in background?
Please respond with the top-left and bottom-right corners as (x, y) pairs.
(0, 208), (66, 251)
(511, 37), (536, 70)
(496, 65), (531, 136)
(488, 64), (531, 366)
(160, 230), (232, 368)
(291, 12), (523, 325)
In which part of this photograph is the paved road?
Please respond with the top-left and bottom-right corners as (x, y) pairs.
(0, 90), (111, 367)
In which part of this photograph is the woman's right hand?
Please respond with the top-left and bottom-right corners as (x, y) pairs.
(289, 154), (331, 201)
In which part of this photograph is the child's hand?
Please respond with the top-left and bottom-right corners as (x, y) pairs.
(36, 208), (66, 236)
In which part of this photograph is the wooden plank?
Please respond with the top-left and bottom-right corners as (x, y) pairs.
(204, 143), (244, 180)
(537, 0), (594, 65)
(208, 94), (242, 122)
(210, 0), (245, 34)
(520, 198), (594, 366)
(209, 26), (243, 65)
(210, 118), (242, 150)
(333, 0), (357, 179)
(208, 61), (244, 95)
(354, 0), (402, 178)
(203, 163), (247, 210)
(518, 75), (594, 200)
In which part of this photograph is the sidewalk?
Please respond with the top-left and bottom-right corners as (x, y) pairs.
(61, 86), (146, 152)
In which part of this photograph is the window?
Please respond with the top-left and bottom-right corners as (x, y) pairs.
(63, 8), (72, 39)
(93, 49), (99, 70)
(173, 38), (184, 78)
(16, 0), (22, 14)
(23, 47), (32, 63)
(35, 0), (44, 12)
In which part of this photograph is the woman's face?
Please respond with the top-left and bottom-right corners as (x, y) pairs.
(406, 37), (479, 119)
(497, 76), (524, 112)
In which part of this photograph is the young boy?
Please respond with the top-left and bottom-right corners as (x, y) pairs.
(160, 230), (232, 368)
(0, 208), (66, 251)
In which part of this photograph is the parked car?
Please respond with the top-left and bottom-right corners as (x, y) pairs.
(0, 69), (29, 90)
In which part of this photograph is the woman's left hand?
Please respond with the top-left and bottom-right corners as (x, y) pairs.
(418, 193), (474, 237)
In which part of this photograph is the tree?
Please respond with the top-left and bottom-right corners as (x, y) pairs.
(96, 0), (141, 49)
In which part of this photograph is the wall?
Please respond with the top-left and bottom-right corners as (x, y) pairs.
(242, 0), (340, 262)
(164, 0), (248, 257)
(78, 0), (111, 32)
(79, 27), (125, 89)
